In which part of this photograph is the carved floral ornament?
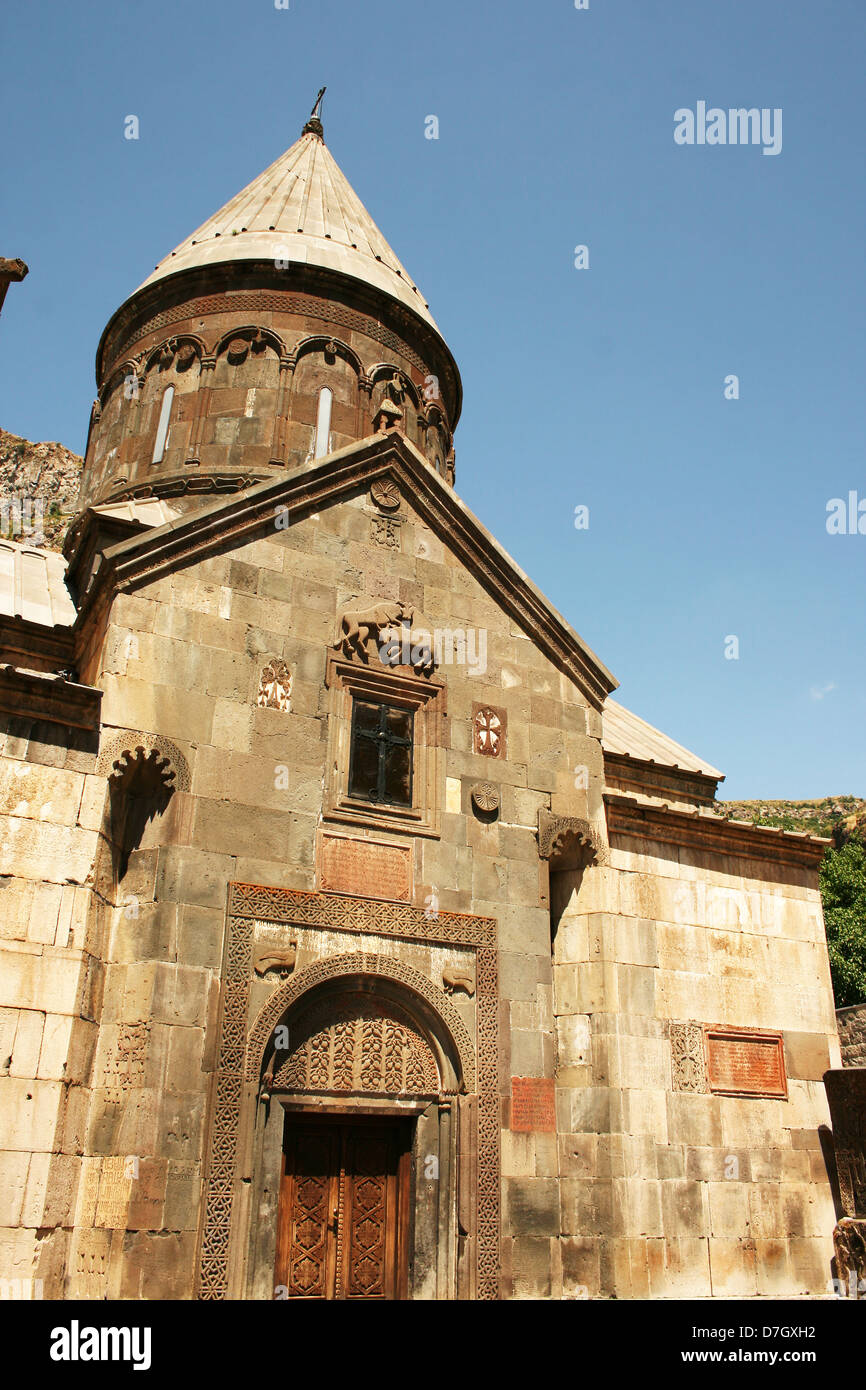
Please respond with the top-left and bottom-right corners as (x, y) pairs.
(370, 478), (401, 512)
(471, 782), (500, 815)
(257, 658), (293, 710)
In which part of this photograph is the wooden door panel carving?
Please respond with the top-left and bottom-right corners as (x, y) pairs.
(276, 1118), (410, 1300)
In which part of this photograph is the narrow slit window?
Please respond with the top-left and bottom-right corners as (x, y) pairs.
(152, 385), (174, 464)
(314, 386), (332, 459)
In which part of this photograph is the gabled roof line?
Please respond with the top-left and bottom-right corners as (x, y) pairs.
(75, 432), (618, 709)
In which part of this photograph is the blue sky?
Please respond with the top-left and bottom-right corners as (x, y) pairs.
(1, 0), (863, 800)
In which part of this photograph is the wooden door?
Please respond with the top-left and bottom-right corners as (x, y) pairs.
(275, 1117), (411, 1300)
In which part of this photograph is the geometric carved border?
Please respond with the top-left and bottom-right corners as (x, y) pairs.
(244, 953), (477, 1092)
(96, 729), (191, 791)
(228, 881), (495, 945)
(196, 884), (500, 1301)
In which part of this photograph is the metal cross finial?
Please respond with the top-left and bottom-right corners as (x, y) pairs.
(302, 87), (326, 138)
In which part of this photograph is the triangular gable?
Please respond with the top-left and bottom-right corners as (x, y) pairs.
(76, 432), (618, 710)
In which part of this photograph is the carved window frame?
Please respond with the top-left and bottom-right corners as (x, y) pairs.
(323, 650), (445, 838)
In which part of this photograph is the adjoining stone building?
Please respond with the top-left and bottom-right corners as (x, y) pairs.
(0, 100), (844, 1300)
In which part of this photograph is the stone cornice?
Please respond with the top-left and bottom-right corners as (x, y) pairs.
(0, 665), (102, 731)
(605, 792), (830, 870)
(603, 751), (721, 806)
(70, 433), (618, 711)
(0, 616), (75, 672)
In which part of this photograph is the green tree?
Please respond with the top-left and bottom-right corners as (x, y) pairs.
(820, 832), (866, 1007)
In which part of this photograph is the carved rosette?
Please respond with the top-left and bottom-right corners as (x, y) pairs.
(471, 783), (500, 815)
(370, 478), (401, 512)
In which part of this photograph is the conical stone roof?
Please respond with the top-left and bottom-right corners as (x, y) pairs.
(135, 127), (440, 333)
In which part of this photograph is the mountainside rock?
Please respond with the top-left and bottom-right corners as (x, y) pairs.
(0, 427), (83, 551)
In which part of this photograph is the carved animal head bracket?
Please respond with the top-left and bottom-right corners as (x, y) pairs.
(537, 810), (604, 871)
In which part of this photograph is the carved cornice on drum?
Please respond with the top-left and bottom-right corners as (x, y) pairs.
(96, 273), (461, 429)
(69, 432), (617, 711)
(245, 952), (476, 1093)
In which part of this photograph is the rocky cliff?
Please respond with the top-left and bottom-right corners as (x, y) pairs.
(0, 427), (83, 551)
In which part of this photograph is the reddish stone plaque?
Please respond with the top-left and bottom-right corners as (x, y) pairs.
(510, 1077), (556, 1133)
(706, 1029), (787, 1099)
(318, 831), (412, 903)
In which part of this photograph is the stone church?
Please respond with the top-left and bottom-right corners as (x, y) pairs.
(0, 98), (845, 1300)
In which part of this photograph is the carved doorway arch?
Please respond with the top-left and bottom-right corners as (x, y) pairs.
(195, 885), (500, 1302)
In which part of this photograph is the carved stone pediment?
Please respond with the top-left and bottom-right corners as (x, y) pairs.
(537, 810), (603, 870)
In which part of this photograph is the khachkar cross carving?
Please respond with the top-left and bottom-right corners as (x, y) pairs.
(473, 707), (503, 757)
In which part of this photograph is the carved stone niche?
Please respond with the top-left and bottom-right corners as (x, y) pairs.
(537, 810), (602, 872)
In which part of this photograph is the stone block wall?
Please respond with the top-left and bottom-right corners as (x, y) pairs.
(553, 832), (840, 1299)
(28, 482), (604, 1298)
(0, 719), (102, 1296)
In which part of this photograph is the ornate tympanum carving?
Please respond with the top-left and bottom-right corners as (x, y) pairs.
(272, 992), (439, 1096)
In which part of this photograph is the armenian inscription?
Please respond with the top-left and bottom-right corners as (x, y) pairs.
(318, 831), (412, 903)
(706, 1029), (787, 1099)
(511, 1077), (556, 1132)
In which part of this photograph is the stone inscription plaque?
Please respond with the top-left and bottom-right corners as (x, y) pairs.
(319, 831), (412, 903)
(511, 1077), (556, 1133)
(706, 1030), (787, 1098)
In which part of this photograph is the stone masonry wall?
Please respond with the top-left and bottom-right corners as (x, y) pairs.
(553, 833), (840, 1298)
(45, 480), (602, 1298)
